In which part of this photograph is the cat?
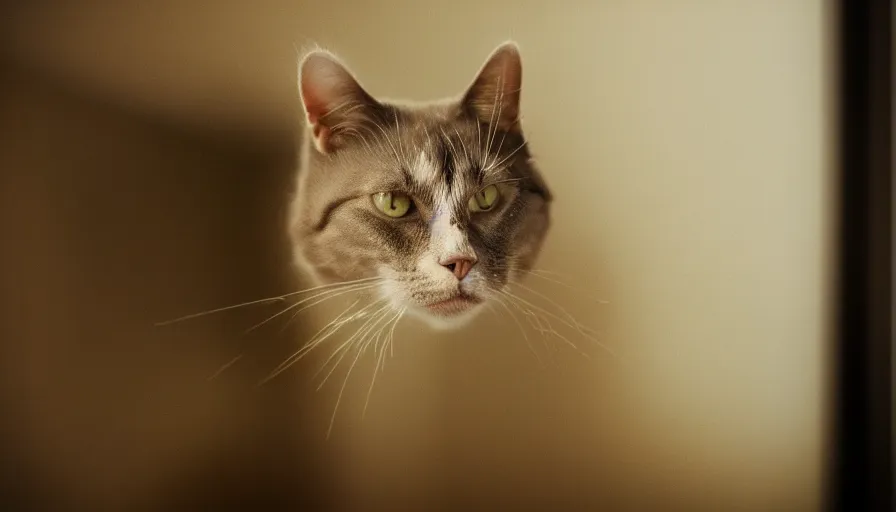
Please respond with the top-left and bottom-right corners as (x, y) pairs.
(289, 42), (552, 330)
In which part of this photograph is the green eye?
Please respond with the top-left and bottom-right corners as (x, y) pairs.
(469, 184), (500, 212)
(373, 191), (412, 218)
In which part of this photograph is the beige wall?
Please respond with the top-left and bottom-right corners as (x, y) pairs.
(0, 1), (834, 510)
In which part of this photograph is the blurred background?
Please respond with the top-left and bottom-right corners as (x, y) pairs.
(0, 1), (835, 510)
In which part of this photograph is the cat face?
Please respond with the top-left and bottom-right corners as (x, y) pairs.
(290, 43), (551, 329)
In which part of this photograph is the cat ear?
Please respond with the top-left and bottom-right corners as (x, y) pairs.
(462, 42), (523, 133)
(299, 50), (379, 153)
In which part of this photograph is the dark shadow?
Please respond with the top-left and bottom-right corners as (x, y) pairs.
(0, 60), (335, 510)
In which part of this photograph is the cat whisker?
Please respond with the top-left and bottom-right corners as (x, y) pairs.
(509, 282), (602, 338)
(512, 299), (569, 351)
(520, 267), (606, 291)
(243, 282), (380, 335)
(268, 299), (366, 379)
(486, 68), (514, 172)
(475, 118), (483, 166)
(314, 303), (393, 387)
(526, 268), (575, 279)
(493, 264), (607, 301)
(393, 109), (409, 166)
(482, 139), (528, 175)
(385, 306), (403, 364)
(491, 297), (544, 366)
(361, 328), (386, 417)
(154, 276), (383, 326)
(362, 307), (405, 419)
(452, 126), (471, 167)
(323, 305), (395, 439)
(520, 269), (584, 290)
(485, 80), (510, 172)
(502, 287), (574, 331)
(488, 130), (509, 172)
(375, 307), (399, 375)
(275, 281), (380, 335)
(207, 284), (379, 384)
(483, 73), (503, 165)
(259, 298), (379, 386)
(488, 177), (526, 187)
(370, 119), (404, 168)
(507, 294), (559, 351)
(206, 354), (243, 381)
(500, 291), (590, 359)
(501, 289), (616, 359)
(439, 127), (462, 169)
(326, 332), (368, 439)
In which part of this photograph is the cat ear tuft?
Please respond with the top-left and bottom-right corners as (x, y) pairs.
(462, 41), (523, 133)
(299, 50), (378, 153)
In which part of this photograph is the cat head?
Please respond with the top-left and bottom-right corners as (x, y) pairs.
(290, 42), (551, 329)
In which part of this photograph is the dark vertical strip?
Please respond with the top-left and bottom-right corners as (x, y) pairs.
(440, 134), (457, 192)
(833, 0), (893, 510)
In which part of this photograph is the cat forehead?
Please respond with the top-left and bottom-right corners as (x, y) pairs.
(401, 122), (484, 197)
(396, 144), (470, 213)
(410, 149), (442, 185)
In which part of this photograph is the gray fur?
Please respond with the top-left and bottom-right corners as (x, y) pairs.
(289, 42), (551, 328)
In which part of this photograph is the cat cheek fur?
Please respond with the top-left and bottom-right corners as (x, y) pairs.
(289, 42), (552, 326)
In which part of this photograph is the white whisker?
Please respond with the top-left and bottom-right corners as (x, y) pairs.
(510, 282), (601, 338)
(154, 276), (382, 326)
(440, 127), (461, 169)
(502, 290), (616, 359)
(259, 298), (379, 386)
(393, 109), (408, 165)
(387, 307), (401, 361)
(326, 334), (367, 439)
(314, 303), (393, 387)
(475, 118), (483, 166)
(483, 139), (527, 175)
(501, 291), (589, 359)
(207, 354), (243, 381)
(491, 298), (543, 366)
(494, 264), (607, 301)
(243, 282), (379, 335)
(362, 307), (404, 418)
(453, 126), (471, 166)
(483, 72), (505, 168)
(324, 305), (395, 439)
(371, 119), (404, 168)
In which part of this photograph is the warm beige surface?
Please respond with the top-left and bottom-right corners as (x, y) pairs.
(1, 1), (834, 509)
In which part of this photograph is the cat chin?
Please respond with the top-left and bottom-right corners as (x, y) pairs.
(404, 304), (484, 331)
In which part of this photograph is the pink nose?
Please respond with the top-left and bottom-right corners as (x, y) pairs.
(440, 255), (477, 280)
